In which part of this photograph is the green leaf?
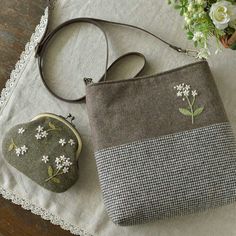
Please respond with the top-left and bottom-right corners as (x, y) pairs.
(51, 177), (60, 184)
(8, 143), (14, 152)
(187, 31), (193, 40)
(48, 122), (56, 130)
(179, 108), (193, 116)
(193, 107), (204, 117)
(48, 166), (53, 177)
(174, 4), (181, 9)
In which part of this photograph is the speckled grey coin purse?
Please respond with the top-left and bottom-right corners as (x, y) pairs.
(2, 113), (82, 193)
(86, 61), (236, 226)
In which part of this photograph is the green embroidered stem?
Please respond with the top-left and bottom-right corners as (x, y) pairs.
(185, 95), (194, 124)
(8, 139), (17, 151)
(191, 95), (196, 106)
(45, 172), (63, 182)
(47, 122), (61, 132)
(46, 128), (61, 132)
(11, 139), (17, 149)
(45, 167), (63, 183)
(175, 83), (204, 125)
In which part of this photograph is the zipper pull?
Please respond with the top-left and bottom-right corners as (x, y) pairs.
(84, 77), (93, 85)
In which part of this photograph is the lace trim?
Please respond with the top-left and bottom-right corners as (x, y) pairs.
(0, 4), (93, 236)
(0, 9), (48, 112)
(0, 187), (92, 236)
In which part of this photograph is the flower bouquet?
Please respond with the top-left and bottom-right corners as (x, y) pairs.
(168, 0), (236, 58)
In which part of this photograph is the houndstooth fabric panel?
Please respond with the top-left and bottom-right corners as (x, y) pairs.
(95, 122), (236, 226)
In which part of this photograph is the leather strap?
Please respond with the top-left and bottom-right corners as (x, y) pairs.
(36, 14), (198, 102)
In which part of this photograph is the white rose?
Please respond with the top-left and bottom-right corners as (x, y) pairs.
(209, 1), (236, 30)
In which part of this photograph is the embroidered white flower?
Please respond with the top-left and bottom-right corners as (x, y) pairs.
(177, 91), (182, 97)
(15, 145), (28, 157)
(183, 89), (189, 97)
(41, 131), (49, 138)
(59, 139), (66, 146)
(15, 148), (22, 157)
(192, 90), (198, 97)
(45, 154), (74, 183)
(36, 125), (44, 132)
(60, 155), (66, 162)
(18, 128), (25, 134)
(64, 159), (73, 167)
(174, 83), (204, 124)
(55, 157), (61, 165)
(21, 145), (28, 154)
(184, 85), (191, 90)
(35, 133), (42, 140)
(42, 155), (49, 163)
(56, 164), (63, 170)
(55, 155), (73, 171)
(68, 139), (76, 146)
(176, 84), (183, 91)
(62, 167), (69, 173)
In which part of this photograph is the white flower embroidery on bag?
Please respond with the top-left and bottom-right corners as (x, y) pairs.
(174, 83), (204, 124)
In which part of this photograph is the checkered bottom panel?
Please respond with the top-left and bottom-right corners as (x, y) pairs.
(95, 123), (236, 226)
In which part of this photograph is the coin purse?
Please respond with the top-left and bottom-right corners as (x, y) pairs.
(2, 113), (82, 193)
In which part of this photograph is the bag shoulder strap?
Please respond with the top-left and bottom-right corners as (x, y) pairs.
(36, 9), (199, 103)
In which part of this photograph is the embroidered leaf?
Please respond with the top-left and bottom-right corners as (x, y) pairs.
(179, 108), (193, 116)
(49, 122), (56, 130)
(193, 107), (204, 117)
(48, 166), (53, 177)
(8, 143), (14, 152)
(51, 177), (60, 184)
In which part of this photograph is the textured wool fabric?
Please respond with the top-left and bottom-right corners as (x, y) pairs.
(2, 115), (80, 193)
(86, 59), (236, 225)
(86, 61), (228, 151)
(1, 0), (236, 235)
(95, 123), (236, 225)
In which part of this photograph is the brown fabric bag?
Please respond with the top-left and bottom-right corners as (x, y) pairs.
(35, 17), (236, 226)
(86, 60), (236, 226)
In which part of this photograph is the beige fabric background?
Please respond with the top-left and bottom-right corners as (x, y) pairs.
(1, 0), (236, 235)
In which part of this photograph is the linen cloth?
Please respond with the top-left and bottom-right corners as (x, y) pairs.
(1, 0), (236, 235)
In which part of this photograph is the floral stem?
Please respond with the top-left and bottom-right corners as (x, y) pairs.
(46, 128), (61, 132)
(191, 96), (196, 107)
(11, 139), (17, 149)
(185, 96), (194, 124)
(45, 169), (64, 182)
